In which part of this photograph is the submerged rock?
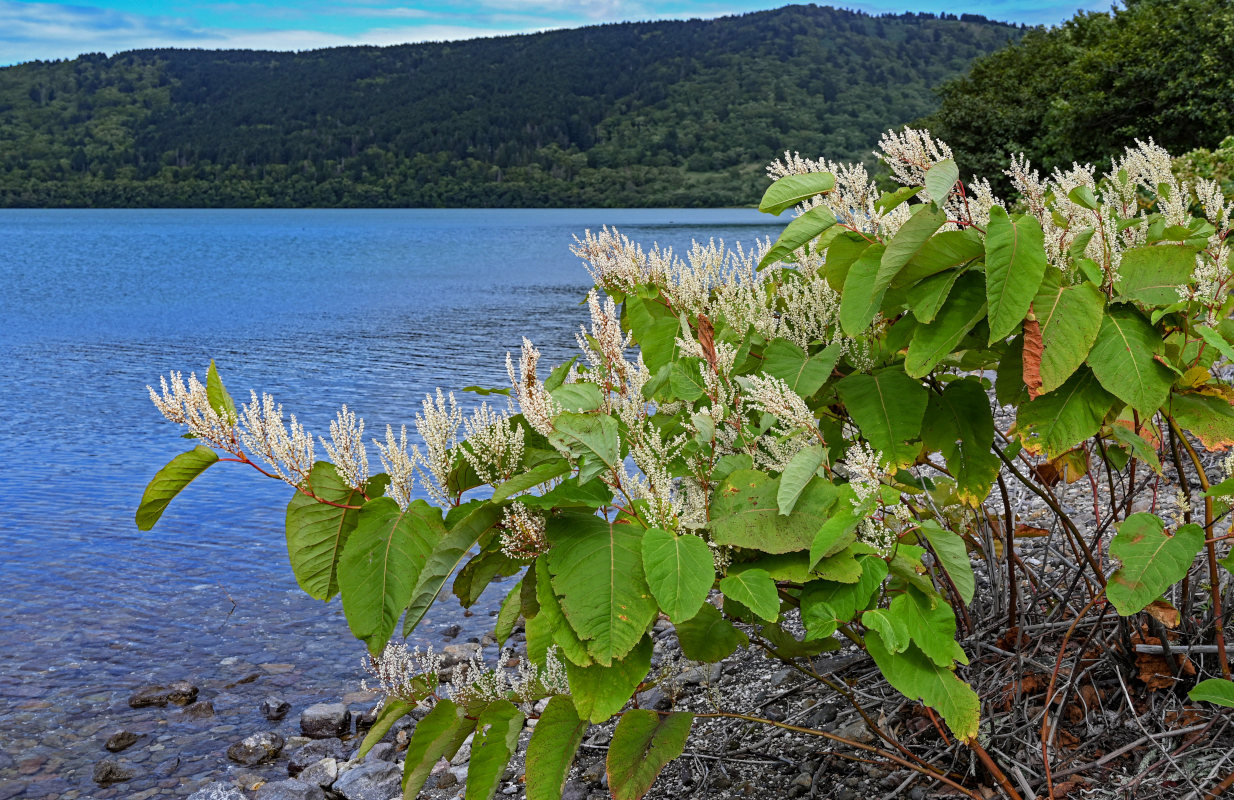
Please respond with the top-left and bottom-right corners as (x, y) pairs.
(127, 680), (199, 708)
(226, 731), (285, 766)
(187, 782), (246, 800)
(92, 758), (137, 786)
(262, 696), (292, 721)
(300, 702), (350, 739)
(181, 700), (216, 720)
(104, 730), (139, 752)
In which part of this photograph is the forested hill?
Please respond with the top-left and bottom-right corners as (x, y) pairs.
(0, 5), (1022, 208)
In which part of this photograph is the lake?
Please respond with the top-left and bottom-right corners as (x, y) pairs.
(0, 208), (782, 799)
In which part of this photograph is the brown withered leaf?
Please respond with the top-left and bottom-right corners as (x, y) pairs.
(1033, 448), (1088, 486)
(1013, 524), (1051, 538)
(696, 313), (718, 373)
(1023, 313), (1044, 399)
(1145, 598), (1181, 628)
(1054, 779), (1090, 799)
(1130, 628), (1195, 691)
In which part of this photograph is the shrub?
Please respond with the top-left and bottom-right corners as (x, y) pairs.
(139, 128), (1234, 799)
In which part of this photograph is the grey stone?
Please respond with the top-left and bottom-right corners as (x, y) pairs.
(187, 782), (246, 800)
(792, 773), (813, 789)
(227, 731), (285, 766)
(0, 783), (27, 800)
(166, 679), (200, 706)
(105, 730), (139, 752)
(262, 696), (292, 721)
(580, 759), (605, 784)
(256, 779), (327, 800)
(128, 684), (173, 708)
(93, 758), (137, 786)
(181, 700), (216, 720)
(365, 742), (394, 762)
(561, 780), (590, 800)
(431, 770), (459, 789)
(636, 687), (670, 710)
(298, 757), (339, 788)
(288, 737), (349, 776)
(127, 680), (198, 708)
(679, 663), (723, 686)
(300, 702), (351, 739)
(440, 642), (481, 667)
(332, 760), (402, 800)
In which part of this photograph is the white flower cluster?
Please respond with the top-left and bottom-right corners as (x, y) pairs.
(461, 402), (526, 487)
(322, 405), (368, 489)
(451, 646), (570, 713)
(767, 150), (912, 237)
(506, 338), (559, 439)
(410, 389), (462, 506)
(499, 501), (548, 560)
(841, 441), (899, 556)
(374, 424), (415, 508)
(361, 642), (443, 706)
(148, 371), (241, 453)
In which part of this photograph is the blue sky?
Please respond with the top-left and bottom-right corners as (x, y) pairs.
(0, 0), (1114, 65)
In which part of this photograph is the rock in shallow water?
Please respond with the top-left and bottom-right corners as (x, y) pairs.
(181, 700), (216, 720)
(226, 731), (285, 766)
(332, 760), (402, 800)
(300, 702), (351, 739)
(92, 758), (137, 786)
(262, 696), (292, 721)
(127, 680), (199, 708)
(187, 782), (246, 800)
(256, 778), (326, 800)
(287, 737), (348, 776)
(104, 730), (139, 752)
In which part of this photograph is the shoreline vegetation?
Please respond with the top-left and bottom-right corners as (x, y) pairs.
(0, 5), (1022, 209)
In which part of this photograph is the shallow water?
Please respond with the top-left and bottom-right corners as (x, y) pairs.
(0, 208), (780, 798)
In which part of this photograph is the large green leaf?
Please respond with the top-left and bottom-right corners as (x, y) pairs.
(800, 557), (887, 633)
(466, 700), (525, 800)
(923, 158), (958, 205)
(866, 632), (980, 742)
(905, 271), (987, 377)
(1017, 367), (1118, 457)
(401, 699), (475, 800)
(1106, 514), (1204, 615)
(525, 696), (590, 800)
(284, 461), (374, 601)
(1168, 391), (1234, 451)
(1086, 305), (1175, 414)
(760, 206), (838, 269)
(842, 206), (946, 335)
(607, 711), (693, 800)
(809, 483), (862, 567)
(340, 498), (444, 654)
(1189, 678), (1234, 708)
(777, 444), (827, 515)
(758, 172), (836, 215)
(136, 445), (219, 530)
(491, 460), (571, 502)
(889, 587), (967, 667)
(709, 469), (839, 554)
(549, 412), (620, 484)
(836, 370), (928, 467)
(1033, 273), (1105, 394)
(906, 268), (963, 324)
(762, 339), (840, 398)
(922, 377), (999, 505)
(718, 568), (780, 621)
(674, 603), (748, 662)
(205, 360), (237, 422)
(356, 699), (417, 759)
(822, 232), (873, 292)
(893, 229), (983, 288)
(545, 513), (658, 666)
(528, 558), (592, 667)
(862, 608), (909, 652)
(403, 500), (503, 635)
(565, 636), (652, 723)
(838, 243), (888, 335)
(641, 528), (714, 623)
(919, 521), (975, 605)
(1116, 245), (1199, 307)
(624, 295), (680, 374)
(985, 206), (1048, 342)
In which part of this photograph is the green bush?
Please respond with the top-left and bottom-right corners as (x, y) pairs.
(140, 128), (1234, 799)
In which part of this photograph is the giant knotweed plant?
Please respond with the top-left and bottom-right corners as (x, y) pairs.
(140, 130), (1234, 800)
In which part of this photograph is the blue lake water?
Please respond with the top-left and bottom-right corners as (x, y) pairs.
(0, 208), (781, 798)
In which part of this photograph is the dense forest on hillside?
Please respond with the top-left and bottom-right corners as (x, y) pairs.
(920, 0), (1234, 194)
(0, 5), (1021, 207)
